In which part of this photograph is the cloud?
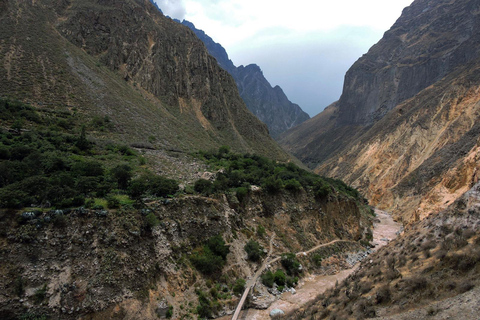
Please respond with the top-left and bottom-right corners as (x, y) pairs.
(154, 0), (186, 20)
(153, 0), (413, 116)
(228, 26), (382, 117)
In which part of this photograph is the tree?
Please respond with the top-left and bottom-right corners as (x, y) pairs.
(233, 278), (246, 295)
(207, 235), (230, 260)
(261, 270), (274, 287)
(244, 240), (264, 262)
(75, 125), (90, 151)
(281, 253), (301, 276)
(111, 164), (132, 189)
(194, 178), (213, 195)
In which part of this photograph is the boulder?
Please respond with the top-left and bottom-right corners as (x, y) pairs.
(270, 308), (285, 318)
(155, 299), (169, 318)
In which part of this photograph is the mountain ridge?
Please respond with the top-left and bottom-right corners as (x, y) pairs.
(279, 0), (480, 223)
(180, 20), (310, 138)
(0, 0), (290, 161)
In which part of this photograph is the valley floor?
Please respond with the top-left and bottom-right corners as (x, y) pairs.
(217, 210), (401, 320)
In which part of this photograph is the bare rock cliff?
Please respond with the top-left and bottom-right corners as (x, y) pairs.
(279, 0), (480, 223)
(0, 0), (289, 160)
(181, 20), (310, 138)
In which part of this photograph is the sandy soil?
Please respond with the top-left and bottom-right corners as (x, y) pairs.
(217, 209), (402, 320)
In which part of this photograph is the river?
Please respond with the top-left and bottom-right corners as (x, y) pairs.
(217, 209), (402, 320)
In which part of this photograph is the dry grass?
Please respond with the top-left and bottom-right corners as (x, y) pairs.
(289, 195), (480, 320)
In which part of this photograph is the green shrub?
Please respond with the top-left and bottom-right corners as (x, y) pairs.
(190, 235), (229, 274)
(166, 305), (173, 318)
(262, 176), (283, 193)
(281, 253), (301, 276)
(261, 270), (275, 288)
(207, 235), (230, 260)
(196, 290), (213, 318)
(286, 276), (297, 287)
(145, 212), (160, 230)
(111, 164), (132, 190)
(314, 179), (331, 198)
(19, 313), (48, 320)
(257, 225), (266, 237)
(106, 195), (120, 209)
(34, 284), (47, 304)
(194, 179), (214, 195)
(274, 269), (286, 286)
(244, 240), (264, 262)
(235, 186), (248, 202)
(233, 278), (246, 295)
(284, 179), (302, 192)
(312, 253), (323, 266)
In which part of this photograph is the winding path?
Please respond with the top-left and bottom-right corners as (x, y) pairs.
(231, 238), (356, 320)
(227, 209), (401, 320)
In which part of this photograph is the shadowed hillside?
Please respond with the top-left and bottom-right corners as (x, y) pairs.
(0, 0), (289, 161)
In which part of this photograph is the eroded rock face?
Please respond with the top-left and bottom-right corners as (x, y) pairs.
(0, 190), (369, 319)
(0, 0), (289, 160)
(181, 20), (310, 138)
(337, 0), (480, 126)
(280, 0), (480, 223)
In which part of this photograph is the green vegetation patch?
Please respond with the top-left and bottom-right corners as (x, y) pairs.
(244, 239), (265, 262)
(0, 98), (179, 209)
(193, 146), (362, 200)
(190, 235), (230, 275)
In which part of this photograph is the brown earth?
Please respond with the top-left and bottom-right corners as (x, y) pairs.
(217, 209), (401, 320)
(290, 182), (480, 320)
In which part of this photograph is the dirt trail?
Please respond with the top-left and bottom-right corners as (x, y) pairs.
(220, 209), (401, 320)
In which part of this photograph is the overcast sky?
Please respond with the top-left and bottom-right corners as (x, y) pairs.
(154, 0), (414, 117)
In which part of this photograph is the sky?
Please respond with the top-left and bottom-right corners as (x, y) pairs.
(154, 0), (414, 117)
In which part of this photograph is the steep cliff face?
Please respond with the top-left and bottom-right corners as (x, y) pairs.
(181, 20), (310, 138)
(280, 0), (480, 223)
(338, 0), (480, 126)
(0, 0), (289, 160)
(292, 182), (480, 320)
(0, 188), (371, 319)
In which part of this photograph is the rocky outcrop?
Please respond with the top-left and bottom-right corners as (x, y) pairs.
(181, 20), (310, 138)
(279, 0), (480, 223)
(337, 0), (480, 126)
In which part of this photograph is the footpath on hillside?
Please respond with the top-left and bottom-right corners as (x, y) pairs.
(218, 209), (402, 320)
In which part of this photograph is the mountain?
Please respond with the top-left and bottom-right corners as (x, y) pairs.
(0, 1), (376, 319)
(291, 181), (480, 320)
(0, 0), (290, 161)
(279, 0), (480, 223)
(181, 20), (310, 138)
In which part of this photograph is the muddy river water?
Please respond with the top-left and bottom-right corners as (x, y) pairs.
(217, 209), (402, 320)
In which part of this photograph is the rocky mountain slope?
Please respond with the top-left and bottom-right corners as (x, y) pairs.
(181, 20), (310, 138)
(290, 181), (480, 320)
(0, 1), (375, 319)
(279, 0), (480, 223)
(0, 149), (373, 319)
(0, 0), (289, 161)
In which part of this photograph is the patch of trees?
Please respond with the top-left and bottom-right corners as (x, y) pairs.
(193, 146), (363, 201)
(190, 235), (230, 275)
(0, 98), (178, 209)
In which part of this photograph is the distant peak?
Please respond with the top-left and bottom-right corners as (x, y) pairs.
(244, 64), (262, 73)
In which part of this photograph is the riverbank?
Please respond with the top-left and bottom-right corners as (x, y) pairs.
(218, 209), (401, 320)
